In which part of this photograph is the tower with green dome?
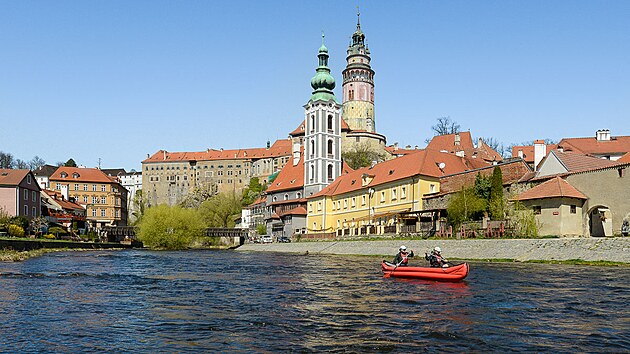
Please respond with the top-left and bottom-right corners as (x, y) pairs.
(304, 33), (342, 197)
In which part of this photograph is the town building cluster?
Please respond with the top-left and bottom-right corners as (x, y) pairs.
(2, 12), (629, 240)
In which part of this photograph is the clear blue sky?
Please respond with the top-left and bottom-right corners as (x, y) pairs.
(1, 1), (629, 171)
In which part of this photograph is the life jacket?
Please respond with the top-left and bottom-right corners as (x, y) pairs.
(400, 252), (409, 265)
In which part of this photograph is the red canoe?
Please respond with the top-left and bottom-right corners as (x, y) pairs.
(381, 261), (470, 282)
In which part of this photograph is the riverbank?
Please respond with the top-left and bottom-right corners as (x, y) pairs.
(237, 237), (630, 264)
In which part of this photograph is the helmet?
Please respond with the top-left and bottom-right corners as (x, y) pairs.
(434, 246), (441, 253)
(399, 245), (407, 252)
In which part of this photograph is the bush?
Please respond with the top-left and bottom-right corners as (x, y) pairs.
(43, 234), (56, 239)
(8, 224), (25, 237)
(48, 227), (68, 236)
(256, 224), (267, 235)
(137, 204), (207, 250)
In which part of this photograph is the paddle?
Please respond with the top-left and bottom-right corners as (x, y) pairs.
(383, 260), (403, 278)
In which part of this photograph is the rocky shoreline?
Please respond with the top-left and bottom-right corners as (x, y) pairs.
(237, 237), (630, 263)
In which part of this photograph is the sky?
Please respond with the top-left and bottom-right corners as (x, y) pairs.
(1, 1), (629, 171)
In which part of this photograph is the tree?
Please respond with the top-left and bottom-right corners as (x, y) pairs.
(431, 116), (460, 136)
(447, 187), (487, 227)
(0, 151), (15, 169)
(242, 177), (265, 206)
(179, 181), (218, 209)
(341, 142), (387, 170)
(481, 137), (508, 159)
(137, 204), (206, 250)
(28, 156), (46, 171)
(130, 189), (147, 225)
(489, 166), (505, 220)
(30, 216), (48, 236)
(64, 159), (77, 167)
(473, 172), (491, 201)
(0, 207), (10, 232)
(199, 192), (243, 228)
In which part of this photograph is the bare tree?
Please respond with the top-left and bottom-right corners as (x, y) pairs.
(15, 159), (28, 169)
(28, 156), (46, 171)
(481, 137), (508, 158)
(431, 116), (460, 136)
(0, 151), (15, 169)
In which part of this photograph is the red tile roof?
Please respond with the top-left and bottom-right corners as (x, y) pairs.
(384, 146), (419, 156)
(310, 149), (473, 198)
(143, 139), (292, 163)
(426, 132), (502, 162)
(266, 153), (304, 193)
(246, 195), (267, 208)
(618, 152), (630, 163)
(514, 176), (587, 201)
(511, 144), (558, 164)
(280, 206), (307, 216)
(0, 169), (31, 186)
(49, 167), (118, 184)
(558, 135), (630, 156)
(43, 190), (85, 211)
(550, 151), (617, 173)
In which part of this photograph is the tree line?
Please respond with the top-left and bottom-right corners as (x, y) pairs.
(0, 150), (79, 170)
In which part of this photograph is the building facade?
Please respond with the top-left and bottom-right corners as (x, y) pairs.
(0, 169), (42, 221)
(48, 167), (128, 229)
(142, 140), (292, 207)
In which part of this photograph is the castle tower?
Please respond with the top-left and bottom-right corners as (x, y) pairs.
(342, 9), (376, 133)
(304, 34), (342, 197)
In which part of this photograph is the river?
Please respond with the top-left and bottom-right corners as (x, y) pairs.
(0, 250), (628, 352)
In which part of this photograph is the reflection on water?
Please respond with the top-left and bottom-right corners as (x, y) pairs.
(0, 250), (628, 352)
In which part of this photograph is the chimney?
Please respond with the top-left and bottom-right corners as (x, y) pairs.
(292, 142), (301, 166)
(454, 133), (461, 146)
(370, 160), (378, 168)
(533, 140), (547, 171)
(266, 140), (271, 149)
(163, 151), (167, 160)
(478, 137), (484, 148)
(60, 184), (69, 201)
(596, 129), (611, 141)
(518, 150), (524, 158)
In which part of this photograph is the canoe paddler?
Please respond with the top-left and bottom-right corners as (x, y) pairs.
(425, 246), (449, 268)
(392, 245), (414, 266)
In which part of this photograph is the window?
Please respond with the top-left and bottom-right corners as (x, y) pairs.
(101, 209), (106, 217)
(24, 189), (28, 199)
(116, 210), (120, 218)
(296, 192), (301, 199)
(381, 191), (386, 203)
(24, 205), (28, 215)
(317, 202), (322, 211)
(344, 200), (348, 209)
(337, 201), (341, 210)
(55, 184), (60, 191)
(362, 195), (366, 206)
(570, 205), (577, 214)
(309, 203), (313, 212)
(327, 164), (333, 181)
(351, 197), (356, 208)
(27, 175), (31, 184)
(83, 184), (88, 191)
(83, 196), (88, 203)
(92, 209), (97, 217)
(92, 196), (98, 204)
(401, 186), (407, 199)
(284, 194), (289, 201)
(101, 185), (106, 192)
(101, 197), (106, 204)
(392, 188), (397, 200)
(92, 184), (97, 191)
(619, 168), (626, 178)
(327, 115), (333, 131)
(313, 222), (317, 230)
(32, 191), (36, 202)
(533, 206), (541, 215)
(430, 184), (436, 193)
(32, 206), (36, 216)
(327, 140), (333, 156)
(74, 183), (79, 191)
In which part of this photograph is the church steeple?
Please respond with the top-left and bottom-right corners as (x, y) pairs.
(310, 33), (337, 103)
(342, 8), (376, 133)
(304, 34), (342, 197)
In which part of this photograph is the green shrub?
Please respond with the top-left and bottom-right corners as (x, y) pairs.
(8, 224), (25, 237)
(48, 227), (68, 236)
(43, 234), (56, 239)
(256, 224), (267, 235)
(137, 204), (206, 250)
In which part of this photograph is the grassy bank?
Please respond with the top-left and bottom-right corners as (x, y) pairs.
(0, 248), (61, 262)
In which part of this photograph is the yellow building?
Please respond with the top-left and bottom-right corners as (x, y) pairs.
(49, 167), (128, 229)
(306, 149), (476, 236)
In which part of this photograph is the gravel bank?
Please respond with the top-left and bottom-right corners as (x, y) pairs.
(237, 237), (630, 263)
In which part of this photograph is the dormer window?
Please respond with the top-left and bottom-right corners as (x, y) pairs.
(72, 172), (80, 179)
(60, 172), (68, 178)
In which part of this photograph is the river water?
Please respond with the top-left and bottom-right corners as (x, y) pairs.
(0, 250), (628, 353)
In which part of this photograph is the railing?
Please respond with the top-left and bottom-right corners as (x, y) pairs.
(384, 225), (396, 234)
(400, 224), (416, 233)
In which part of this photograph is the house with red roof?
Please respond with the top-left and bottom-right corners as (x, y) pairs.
(426, 132), (503, 164)
(305, 149), (479, 237)
(142, 139), (293, 207)
(41, 190), (87, 233)
(0, 169), (42, 222)
(49, 167), (128, 229)
(513, 158), (630, 237)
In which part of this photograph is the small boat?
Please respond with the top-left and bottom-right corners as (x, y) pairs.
(381, 261), (470, 282)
